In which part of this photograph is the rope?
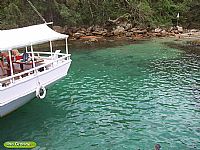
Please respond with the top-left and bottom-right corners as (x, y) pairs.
(26, 0), (47, 23)
(30, 45), (41, 90)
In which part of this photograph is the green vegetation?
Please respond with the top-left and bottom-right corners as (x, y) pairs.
(0, 0), (199, 29)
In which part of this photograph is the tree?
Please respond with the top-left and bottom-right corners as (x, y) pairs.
(0, 0), (199, 29)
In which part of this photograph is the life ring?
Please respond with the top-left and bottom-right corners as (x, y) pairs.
(36, 86), (46, 99)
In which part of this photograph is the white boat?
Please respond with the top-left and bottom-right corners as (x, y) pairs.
(0, 23), (72, 117)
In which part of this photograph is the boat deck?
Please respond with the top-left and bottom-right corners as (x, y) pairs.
(0, 51), (71, 88)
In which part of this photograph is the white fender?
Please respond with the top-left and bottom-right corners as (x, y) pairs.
(36, 86), (46, 99)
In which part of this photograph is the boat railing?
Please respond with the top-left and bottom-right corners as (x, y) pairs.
(0, 51), (71, 88)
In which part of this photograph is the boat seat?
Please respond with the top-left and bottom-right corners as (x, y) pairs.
(46, 50), (61, 60)
(14, 68), (23, 73)
(54, 49), (61, 57)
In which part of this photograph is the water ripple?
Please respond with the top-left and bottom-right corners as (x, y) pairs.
(0, 41), (200, 150)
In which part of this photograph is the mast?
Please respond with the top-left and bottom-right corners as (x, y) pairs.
(26, 0), (47, 23)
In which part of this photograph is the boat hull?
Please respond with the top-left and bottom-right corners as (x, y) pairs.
(0, 92), (35, 117)
(0, 60), (71, 117)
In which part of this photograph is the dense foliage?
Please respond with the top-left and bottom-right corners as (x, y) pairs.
(0, 0), (199, 29)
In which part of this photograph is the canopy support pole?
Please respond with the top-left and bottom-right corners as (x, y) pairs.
(30, 45), (36, 74)
(50, 41), (53, 58)
(8, 50), (14, 83)
(65, 38), (68, 54)
(25, 47), (28, 53)
(49, 41), (54, 67)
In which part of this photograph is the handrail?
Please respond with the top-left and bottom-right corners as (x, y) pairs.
(0, 54), (71, 84)
(27, 51), (71, 56)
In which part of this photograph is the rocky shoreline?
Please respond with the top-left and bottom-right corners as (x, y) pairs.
(52, 22), (200, 44)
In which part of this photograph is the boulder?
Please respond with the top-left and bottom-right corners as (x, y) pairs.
(74, 32), (85, 39)
(91, 26), (108, 36)
(80, 36), (98, 39)
(53, 26), (65, 33)
(81, 27), (87, 32)
(154, 32), (162, 37)
(161, 30), (167, 36)
(133, 29), (147, 34)
(168, 26), (175, 32)
(92, 31), (103, 35)
(106, 32), (113, 37)
(131, 28), (138, 32)
(93, 26), (103, 32)
(92, 29), (107, 36)
(174, 30), (179, 34)
(63, 25), (68, 33)
(175, 33), (182, 39)
(125, 32), (133, 37)
(65, 28), (73, 36)
(155, 28), (162, 33)
(190, 29), (199, 32)
(67, 27), (79, 35)
(77, 28), (87, 34)
(113, 26), (125, 36)
(102, 30), (108, 36)
(177, 26), (183, 33)
(89, 38), (98, 42)
(134, 34), (143, 39)
(125, 23), (132, 31)
(170, 32), (175, 36)
(78, 30), (86, 34)
(118, 21), (128, 28)
(87, 26), (94, 32)
(86, 32), (93, 36)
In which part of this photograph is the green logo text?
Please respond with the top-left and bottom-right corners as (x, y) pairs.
(4, 141), (37, 149)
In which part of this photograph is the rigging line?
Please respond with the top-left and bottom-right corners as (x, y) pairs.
(26, 0), (47, 23)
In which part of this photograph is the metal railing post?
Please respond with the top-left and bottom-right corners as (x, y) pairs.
(65, 38), (68, 54)
(31, 45), (36, 74)
(8, 50), (14, 83)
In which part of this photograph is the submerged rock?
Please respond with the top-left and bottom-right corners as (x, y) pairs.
(190, 40), (200, 46)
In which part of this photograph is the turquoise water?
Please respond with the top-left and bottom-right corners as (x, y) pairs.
(0, 39), (200, 150)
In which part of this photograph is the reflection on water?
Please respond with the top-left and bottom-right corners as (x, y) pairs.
(0, 39), (199, 150)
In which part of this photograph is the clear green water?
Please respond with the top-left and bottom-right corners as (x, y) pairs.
(0, 40), (200, 150)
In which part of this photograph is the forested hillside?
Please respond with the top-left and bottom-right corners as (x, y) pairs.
(0, 0), (199, 29)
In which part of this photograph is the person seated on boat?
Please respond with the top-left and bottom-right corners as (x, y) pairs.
(0, 52), (6, 76)
(0, 51), (11, 76)
(12, 49), (22, 60)
(22, 50), (30, 62)
(3, 50), (18, 65)
(4, 50), (22, 75)
(1, 51), (12, 76)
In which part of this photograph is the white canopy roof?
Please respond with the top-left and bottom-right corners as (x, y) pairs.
(0, 23), (68, 51)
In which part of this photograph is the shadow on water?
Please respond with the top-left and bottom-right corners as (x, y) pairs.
(68, 38), (145, 52)
(163, 40), (200, 56)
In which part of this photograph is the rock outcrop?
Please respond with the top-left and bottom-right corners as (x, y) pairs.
(53, 22), (198, 41)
